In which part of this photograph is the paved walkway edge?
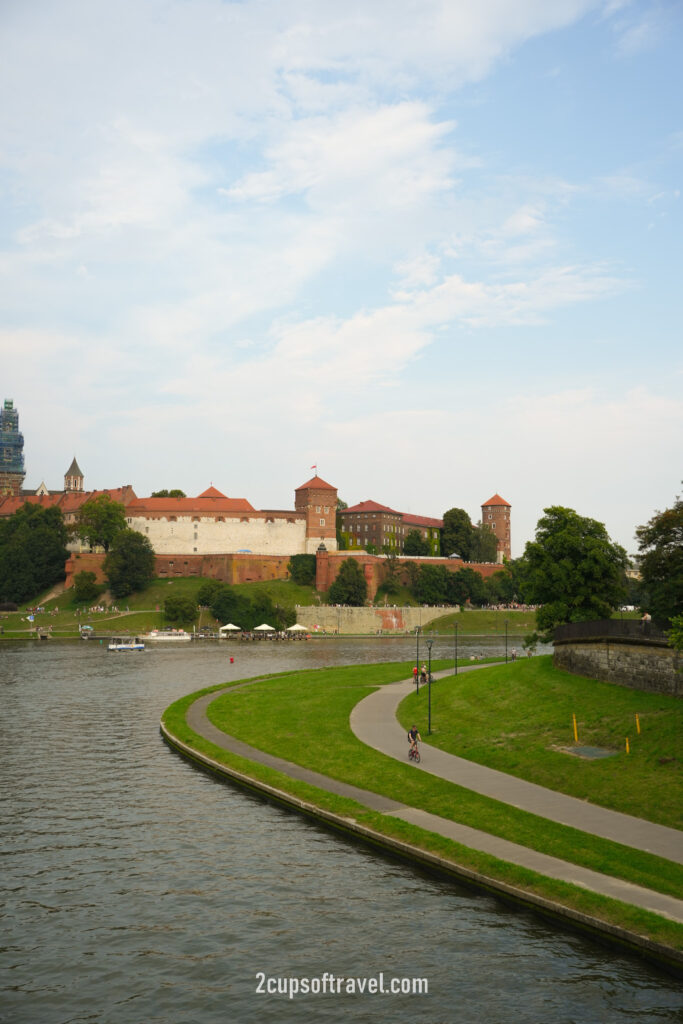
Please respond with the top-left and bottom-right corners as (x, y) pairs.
(160, 719), (683, 979)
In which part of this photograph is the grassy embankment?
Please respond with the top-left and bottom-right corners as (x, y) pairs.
(162, 657), (683, 950)
(0, 577), (320, 639)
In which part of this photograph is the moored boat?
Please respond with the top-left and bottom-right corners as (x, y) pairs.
(139, 629), (192, 642)
(108, 637), (145, 651)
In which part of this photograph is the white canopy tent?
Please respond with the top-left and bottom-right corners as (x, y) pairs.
(286, 624), (308, 632)
(219, 623), (241, 633)
(253, 623), (275, 631)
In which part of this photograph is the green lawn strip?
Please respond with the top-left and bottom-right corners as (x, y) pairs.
(162, 688), (683, 951)
(422, 608), (538, 634)
(200, 663), (683, 900)
(397, 656), (682, 829)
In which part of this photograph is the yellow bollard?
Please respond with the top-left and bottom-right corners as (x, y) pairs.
(626, 737), (630, 754)
(636, 713), (641, 734)
(572, 713), (578, 744)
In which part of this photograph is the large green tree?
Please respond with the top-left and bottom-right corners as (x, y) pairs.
(287, 553), (316, 585)
(469, 522), (499, 563)
(103, 530), (155, 597)
(635, 488), (683, 628)
(0, 503), (68, 603)
(328, 558), (368, 605)
(520, 506), (628, 641)
(76, 494), (127, 552)
(151, 489), (186, 498)
(441, 508), (473, 558)
(164, 594), (198, 624)
(403, 529), (430, 556)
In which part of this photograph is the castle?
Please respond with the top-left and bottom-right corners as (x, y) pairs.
(0, 398), (511, 573)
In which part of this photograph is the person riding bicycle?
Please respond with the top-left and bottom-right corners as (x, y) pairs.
(407, 724), (421, 754)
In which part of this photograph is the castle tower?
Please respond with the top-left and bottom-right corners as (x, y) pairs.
(64, 457), (84, 492)
(0, 399), (26, 496)
(481, 493), (511, 562)
(295, 474), (338, 554)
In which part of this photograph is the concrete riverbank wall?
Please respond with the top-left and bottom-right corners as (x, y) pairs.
(294, 605), (456, 634)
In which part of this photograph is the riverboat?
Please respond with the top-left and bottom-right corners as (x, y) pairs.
(108, 637), (145, 651)
(139, 629), (192, 642)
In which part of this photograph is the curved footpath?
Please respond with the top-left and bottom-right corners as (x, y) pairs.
(162, 664), (683, 972)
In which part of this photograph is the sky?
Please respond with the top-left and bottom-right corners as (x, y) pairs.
(1, 0), (681, 558)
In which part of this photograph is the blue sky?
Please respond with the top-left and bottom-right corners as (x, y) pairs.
(1, 0), (681, 557)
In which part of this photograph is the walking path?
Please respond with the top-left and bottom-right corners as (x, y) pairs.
(183, 668), (683, 924)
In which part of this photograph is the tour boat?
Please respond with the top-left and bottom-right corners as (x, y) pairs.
(139, 629), (192, 642)
(108, 637), (145, 651)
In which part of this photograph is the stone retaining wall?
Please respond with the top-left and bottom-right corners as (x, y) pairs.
(294, 605), (456, 634)
(554, 640), (681, 697)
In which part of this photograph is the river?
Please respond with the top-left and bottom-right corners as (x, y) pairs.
(1, 639), (680, 1023)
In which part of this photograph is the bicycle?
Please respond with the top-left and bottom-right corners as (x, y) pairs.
(408, 744), (421, 764)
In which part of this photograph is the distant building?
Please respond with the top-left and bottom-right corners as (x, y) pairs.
(340, 500), (442, 554)
(481, 493), (511, 562)
(0, 399), (25, 496)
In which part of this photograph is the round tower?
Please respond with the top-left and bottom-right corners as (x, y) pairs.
(481, 493), (511, 562)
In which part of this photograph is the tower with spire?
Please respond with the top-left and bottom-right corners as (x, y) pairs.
(0, 399), (26, 496)
(64, 457), (84, 492)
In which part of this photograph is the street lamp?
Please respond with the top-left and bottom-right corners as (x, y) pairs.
(505, 619), (509, 664)
(416, 625), (420, 693)
(426, 638), (434, 734)
(453, 621), (458, 676)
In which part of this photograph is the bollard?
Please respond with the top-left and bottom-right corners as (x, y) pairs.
(636, 713), (641, 734)
(626, 737), (630, 754)
(572, 713), (578, 744)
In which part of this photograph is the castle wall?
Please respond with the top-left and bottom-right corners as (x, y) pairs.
(554, 640), (681, 697)
(127, 512), (309, 556)
(316, 551), (504, 600)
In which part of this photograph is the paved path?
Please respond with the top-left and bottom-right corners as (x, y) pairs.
(350, 669), (683, 864)
(183, 672), (683, 924)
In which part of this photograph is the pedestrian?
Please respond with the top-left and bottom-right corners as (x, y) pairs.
(420, 663), (427, 686)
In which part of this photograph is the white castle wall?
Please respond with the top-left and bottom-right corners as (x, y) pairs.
(128, 514), (310, 556)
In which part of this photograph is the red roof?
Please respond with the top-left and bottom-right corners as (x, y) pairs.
(0, 487), (137, 517)
(128, 494), (255, 515)
(296, 475), (336, 491)
(482, 493), (511, 507)
(403, 513), (443, 529)
(344, 500), (401, 515)
(198, 486), (227, 498)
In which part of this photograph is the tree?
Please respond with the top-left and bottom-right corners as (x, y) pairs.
(635, 489), (683, 628)
(520, 506), (628, 641)
(441, 508), (473, 559)
(469, 522), (499, 563)
(73, 570), (100, 602)
(287, 553), (316, 585)
(103, 530), (155, 598)
(76, 495), (127, 552)
(414, 564), (449, 604)
(328, 558), (368, 605)
(196, 579), (225, 607)
(403, 529), (430, 556)
(446, 567), (487, 606)
(164, 594), (198, 624)
(151, 489), (186, 498)
(0, 503), (68, 603)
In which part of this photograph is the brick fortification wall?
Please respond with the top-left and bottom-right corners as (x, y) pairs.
(65, 552), (292, 587)
(554, 640), (681, 697)
(315, 550), (503, 600)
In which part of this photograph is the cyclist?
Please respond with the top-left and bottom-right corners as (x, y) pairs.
(407, 724), (421, 755)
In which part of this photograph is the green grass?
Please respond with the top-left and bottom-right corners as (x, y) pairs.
(398, 656), (682, 829)
(198, 664), (683, 896)
(0, 575), (319, 638)
(423, 608), (538, 634)
(162, 672), (683, 951)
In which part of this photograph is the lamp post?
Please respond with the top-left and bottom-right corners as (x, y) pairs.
(426, 638), (434, 734)
(505, 619), (509, 664)
(416, 626), (420, 692)
(453, 622), (458, 676)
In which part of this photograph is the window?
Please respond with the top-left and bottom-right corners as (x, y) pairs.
(316, 506), (321, 513)
(320, 518), (325, 526)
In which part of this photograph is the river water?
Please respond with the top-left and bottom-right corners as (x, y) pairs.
(1, 639), (681, 1024)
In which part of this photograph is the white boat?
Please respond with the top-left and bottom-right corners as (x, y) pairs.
(140, 629), (192, 642)
(108, 637), (145, 651)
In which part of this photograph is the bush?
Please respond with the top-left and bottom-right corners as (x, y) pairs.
(73, 570), (100, 602)
(287, 554), (316, 586)
(164, 594), (198, 624)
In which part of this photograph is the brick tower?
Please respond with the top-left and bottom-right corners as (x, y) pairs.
(0, 399), (25, 496)
(64, 457), (84, 492)
(481, 493), (511, 562)
(295, 474), (338, 553)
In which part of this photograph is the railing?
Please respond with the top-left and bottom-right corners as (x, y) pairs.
(554, 619), (668, 644)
